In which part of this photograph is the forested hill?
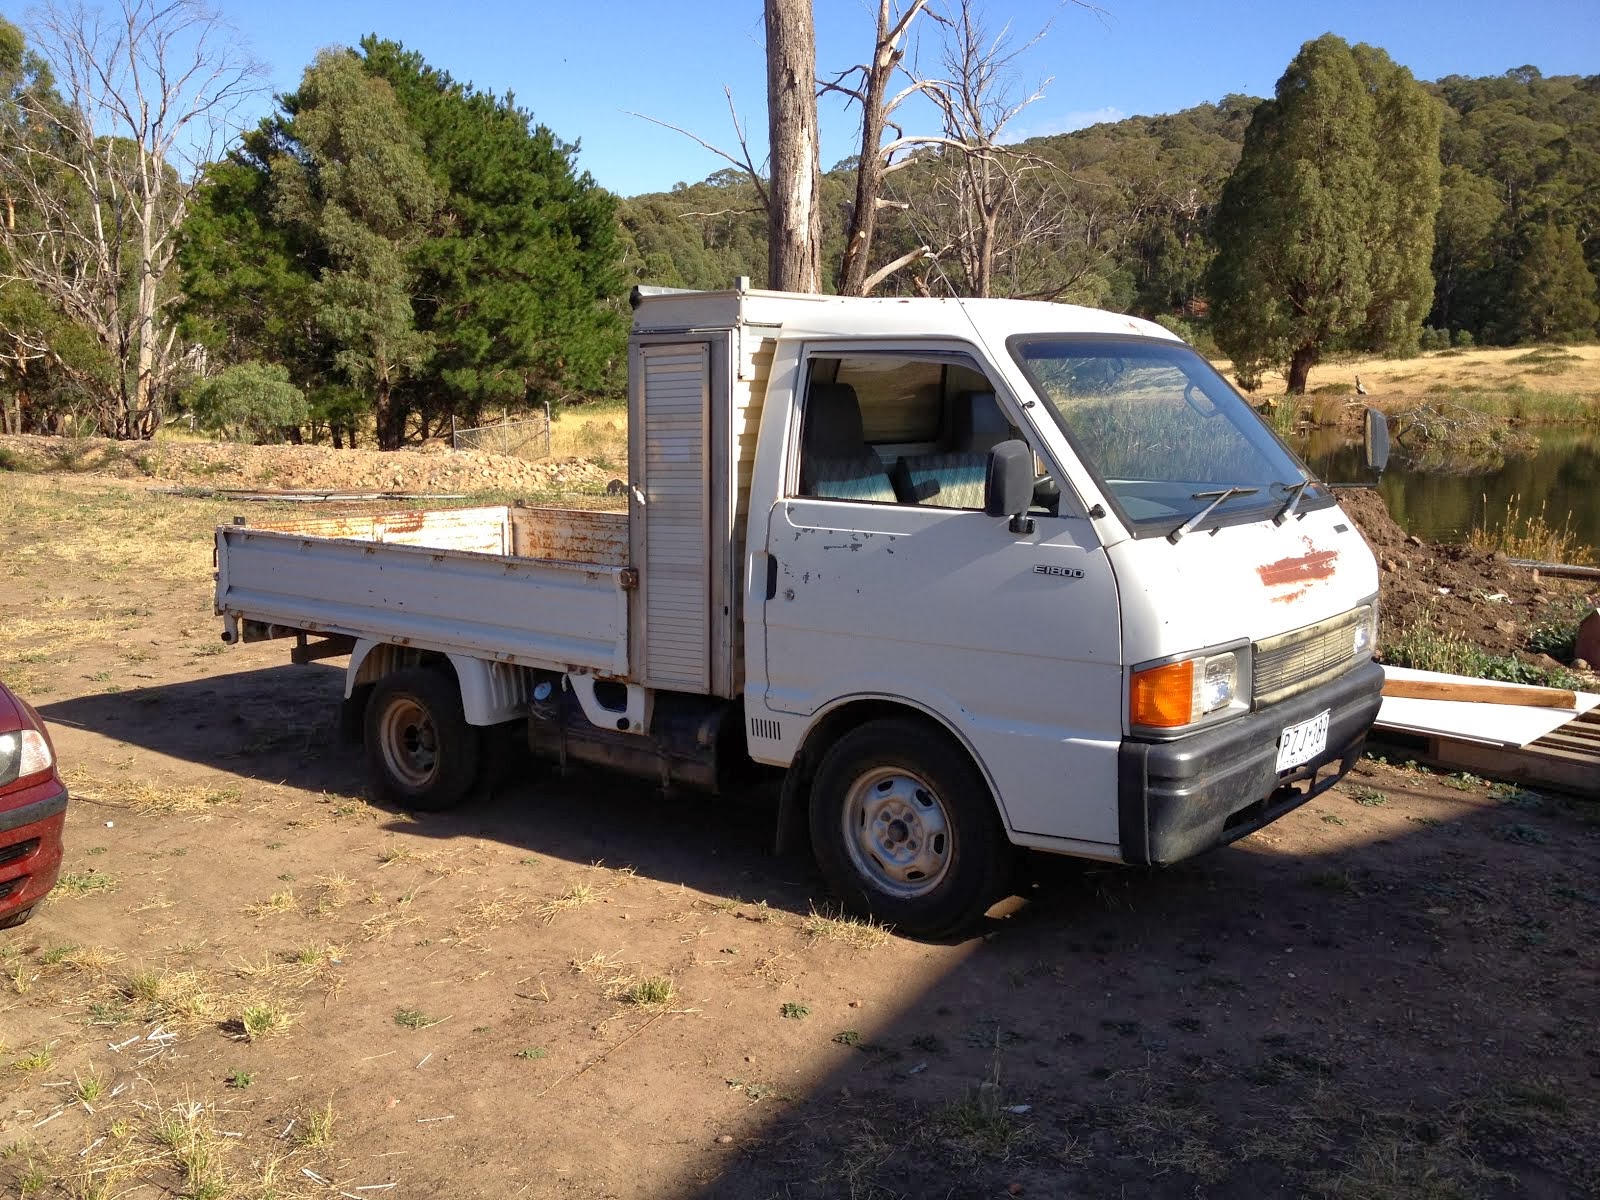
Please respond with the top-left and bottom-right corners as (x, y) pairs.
(617, 67), (1600, 347)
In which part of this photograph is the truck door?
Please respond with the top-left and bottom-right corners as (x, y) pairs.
(759, 347), (1125, 847)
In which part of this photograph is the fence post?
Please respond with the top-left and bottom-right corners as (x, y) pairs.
(450, 414), (457, 448)
(544, 402), (552, 457)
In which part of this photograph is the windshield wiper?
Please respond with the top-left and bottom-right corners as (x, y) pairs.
(1272, 479), (1313, 526)
(1168, 486), (1260, 544)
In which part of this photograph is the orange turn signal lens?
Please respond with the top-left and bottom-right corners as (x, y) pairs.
(1130, 660), (1196, 728)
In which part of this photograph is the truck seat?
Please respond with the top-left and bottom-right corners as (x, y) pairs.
(893, 392), (1013, 508)
(802, 384), (899, 503)
(894, 454), (989, 508)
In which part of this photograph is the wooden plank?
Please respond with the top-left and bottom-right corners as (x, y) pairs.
(1419, 735), (1599, 798)
(1380, 677), (1578, 709)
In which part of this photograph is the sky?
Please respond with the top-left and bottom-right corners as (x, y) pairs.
(205, 0), (1600, 197)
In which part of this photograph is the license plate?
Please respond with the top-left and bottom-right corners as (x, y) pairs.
(1276, 709), (1330, 772)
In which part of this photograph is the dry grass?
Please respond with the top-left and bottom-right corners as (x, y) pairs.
(532, 881), (608, 925)
(1464, 494), (1596, 565)
(803, 906), (893, 950)
(549, 404), (628, 468)
(1217, 343), (1600, 401)
(243, 889), (298, 918)
(64, 770), (245, 815)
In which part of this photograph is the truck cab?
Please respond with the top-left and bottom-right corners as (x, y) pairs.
(216, 283), (1384, 937)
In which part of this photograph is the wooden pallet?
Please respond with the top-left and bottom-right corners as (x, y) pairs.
(1371, 708), (1600, 798)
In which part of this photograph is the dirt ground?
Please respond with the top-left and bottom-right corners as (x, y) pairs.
(1336, 488), (1597, 674)
(2, 468), (1599, 1200)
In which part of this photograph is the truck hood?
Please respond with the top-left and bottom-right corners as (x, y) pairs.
(1106, 499), (1379, 664)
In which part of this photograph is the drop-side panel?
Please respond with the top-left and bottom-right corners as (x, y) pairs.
(216, 528), (630, 675)
(633, 342), (712, 692)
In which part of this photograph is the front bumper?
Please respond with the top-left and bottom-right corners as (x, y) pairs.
(1118, 660), (1384, 865)
(0, 783), (68, 920)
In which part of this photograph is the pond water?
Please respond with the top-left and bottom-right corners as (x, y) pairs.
(1294, 427), (1600, 561)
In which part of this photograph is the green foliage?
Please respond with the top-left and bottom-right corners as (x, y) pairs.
(1430, 68), (1600, 344)
(1386, 619), (1581, 689)
(1207, 35), (1441, 393)
(359, 37), (626, 420)
(189, 363), (309, 441)
(178, 39), (626, 449)
(1501, 221), (1599, 343)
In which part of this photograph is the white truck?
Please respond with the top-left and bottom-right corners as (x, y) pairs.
(215, 282), (1387, 935)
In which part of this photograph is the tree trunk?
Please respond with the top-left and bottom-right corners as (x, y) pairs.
(765, 0), (822, 292)
(376, 381), (401, 451)
(1286, 346), (1319, 395)
(838, 2), (906, 296)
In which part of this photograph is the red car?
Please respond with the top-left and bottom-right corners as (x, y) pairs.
(0, 680), (66, 929)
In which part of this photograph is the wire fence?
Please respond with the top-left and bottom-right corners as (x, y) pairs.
(451, 406), (552, 460)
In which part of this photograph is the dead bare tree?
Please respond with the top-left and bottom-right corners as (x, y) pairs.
(826, 0), (943, 296)
(764, 0), (821, 291)
(917, 0), (1052, 297)
(0, 0), (263, 438)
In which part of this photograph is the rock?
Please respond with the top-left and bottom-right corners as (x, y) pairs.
(715, 1134), (733, 1145)
(1495, 620), (1518, 636)
(1576, 611), (1600, 668)
(1383, 559), (1399, 573)
(1407, 534), (1424, 546)
(1573, 659), (1592, 672)
(1534, 654), (1565, 671)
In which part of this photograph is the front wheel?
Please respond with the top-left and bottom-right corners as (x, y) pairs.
(809, 718), (1010, 938)
(364, 668), (482, 811)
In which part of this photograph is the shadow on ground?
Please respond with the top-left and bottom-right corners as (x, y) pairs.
(39, 670), (1600, 1197)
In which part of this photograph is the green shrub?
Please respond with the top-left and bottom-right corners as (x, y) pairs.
(189, 362), (309, 443)
(1386, 619), (1582, 689)
(1453, 328), (1475, 348)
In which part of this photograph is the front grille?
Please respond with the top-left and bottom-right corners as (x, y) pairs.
(0, 838), (38, 868)
(0, 877), (20, 901)
(1253, 606), (1369, 706)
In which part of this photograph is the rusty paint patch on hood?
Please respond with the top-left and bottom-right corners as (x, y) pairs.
(1258, 539), (1339, 589)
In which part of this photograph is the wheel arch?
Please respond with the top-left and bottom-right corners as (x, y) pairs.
(345, 641), (525, 727)
(775, 694), (1009, 857)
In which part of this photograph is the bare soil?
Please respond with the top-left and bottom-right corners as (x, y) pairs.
(2, 463), (1598, 1200)
(1336, 487), (1596, 672)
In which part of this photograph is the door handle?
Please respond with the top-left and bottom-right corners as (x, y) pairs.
(765, 555), (778, 600)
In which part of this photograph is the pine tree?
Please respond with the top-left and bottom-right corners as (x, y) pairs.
(1502, 219), (1600, 343)
(1206, 35), (1441, 393)
(357, 38), (625, 430)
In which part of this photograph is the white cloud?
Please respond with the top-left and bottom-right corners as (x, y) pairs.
(1001, 105), (1127, 144)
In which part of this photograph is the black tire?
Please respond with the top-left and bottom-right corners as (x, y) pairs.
(0, 905), (35, 930)
(363, 667), (482, 811)
(809, 717), (1010, 938)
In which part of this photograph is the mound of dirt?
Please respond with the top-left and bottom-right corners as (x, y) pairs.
(1337, 486), (1594, 670)
(0, 433), (619, 497)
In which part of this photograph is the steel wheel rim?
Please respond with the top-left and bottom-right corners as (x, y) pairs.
(379, 697), (439, 789)
(841, 766), (953, 899)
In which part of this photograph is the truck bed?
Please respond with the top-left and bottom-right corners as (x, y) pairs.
(215, 505), (633, 675)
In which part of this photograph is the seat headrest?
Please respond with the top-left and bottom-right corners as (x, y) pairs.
(804, 383), (870, 459)
(954, 390), (1009, 454)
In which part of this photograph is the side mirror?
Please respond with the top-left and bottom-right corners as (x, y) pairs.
(1363, 408), (1390, 474)
(985, 439), (1035, 532)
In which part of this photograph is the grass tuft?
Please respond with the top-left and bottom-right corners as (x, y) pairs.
(803, 906), (892, 949)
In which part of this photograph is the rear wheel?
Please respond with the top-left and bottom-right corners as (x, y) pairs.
(809, 717), (1010, 938)
(364, 668), (482, 811)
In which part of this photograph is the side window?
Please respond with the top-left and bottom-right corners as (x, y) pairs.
(795, 354), (1021, 510)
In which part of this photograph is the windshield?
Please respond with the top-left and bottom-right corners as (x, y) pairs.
(1010, 336), (1327, 535)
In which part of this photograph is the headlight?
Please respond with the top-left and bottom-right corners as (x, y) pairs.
(1352, 604), (1378, 659)
(0, 728), (54, 788)
(1130, 646), (1250, 731)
